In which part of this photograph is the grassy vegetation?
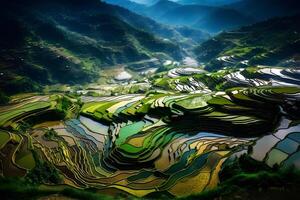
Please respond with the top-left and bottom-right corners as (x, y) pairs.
(207, 96), (235, 106)
(0, 94), (81, 132)
(194, 14), (300, 70)
(55, 95), (78, 119)
(0, 92), (9, 105)
(44, 129), (58, 140)
(0, 1), (300, 199)
(0, 86), (299, 199)
(0, 130), (10, 148)
(15, 153), (36, 170)
(150, 68), (236, 92)
(26, 159), (62, 185)
(1, 154), (299, 200)
(0, 101), (51, 127)
(0, 0), (187, 97)
(0, 177), (117, 200)
(180, 155), (300, 200)
(175, 95), (210, 109)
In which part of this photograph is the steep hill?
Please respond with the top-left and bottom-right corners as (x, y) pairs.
(0, 0), (186, 95)
(104, 0), (254, 34)
(104, 0), (147, 14)
(144, 0), (181, 19)
(228, 0), (300, 20)
(194, 15), (300, 70)
(103, 0), (209, 41)
(194, 8), (254, 33)
(132, 0), (253, 33)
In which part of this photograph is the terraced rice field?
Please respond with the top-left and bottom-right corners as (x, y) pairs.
(0, 84), (300, 197)
(250, 117), (300, 168)
(168, 67), (205, 78)
(224, 67), (300, 87)
(0, 101), (51, 127)
(155, 76), (211, 93)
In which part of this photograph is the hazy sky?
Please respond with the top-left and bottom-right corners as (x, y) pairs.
(131, 0), (177, 4)
(131, 0), (239, 4)
(131, 0), (158, 4)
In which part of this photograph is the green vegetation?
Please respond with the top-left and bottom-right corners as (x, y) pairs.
(15, 153), (36, 170)
(26, 160), (62, 185)
(56, 95), (78, 119)
(0, 101), (51, 127)
(181, 155), (300, 200)
(0, 130), (10, 148)
(0, 177), (118, 200)
(0, 0), (188, 97)
(116, 121), (145, 146)
(207, 96), (234, 106)
(0, 71), (299, 198)
(0, 92), (9, 105)
(0, 1), (299, 198)
(44, 129), (58, 140)
(81, 86), (300, 136)
(1, 155), (299, 200)
(194, 14), (300, 70)
(0, 94), (81, 131)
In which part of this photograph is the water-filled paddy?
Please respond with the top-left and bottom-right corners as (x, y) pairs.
(79, 115), (109, 134)
(1, 86), (300, 197)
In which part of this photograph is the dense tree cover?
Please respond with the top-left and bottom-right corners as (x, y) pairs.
(0, 92), (9, 105)
(26, 158), (62, 185)
(181, 154), (300, 200)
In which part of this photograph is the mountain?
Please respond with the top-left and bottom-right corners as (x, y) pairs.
(159, 4), (215, 26)
(194, 8), (254, 33)
(194, 14), (300, 70)
(178, 0), (240, 6)
(93, 1), (207, 43)
(132, 0), (159, 4)
(104, 0), (254, 34)
(144, 0), (181, 19)
(111, 0), (300, 34)
(0, 0), (189, 95)
(104, 0), (147, 14)
(228, 0), (300, 20)
(102, 0), (209, 42)
(157, 4), (253, 33)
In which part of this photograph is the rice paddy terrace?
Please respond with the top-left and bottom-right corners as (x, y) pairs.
(225, 67), (300, 87)
(154, 66), (300, 93)
(1, 67), (300, 198)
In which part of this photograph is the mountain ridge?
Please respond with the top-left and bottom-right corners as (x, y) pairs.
(178, 0), (240, 6)
(227, 0), (300, 20)
(107, 0), (257, 33)
(194, 14), (300, 70)
(0, 0), (192, 95)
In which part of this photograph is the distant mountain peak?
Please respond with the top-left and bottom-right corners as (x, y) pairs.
(178, 0), (241, 6)
(151, 0), (180, 7)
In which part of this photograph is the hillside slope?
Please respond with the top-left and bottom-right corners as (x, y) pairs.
(104, 0), (209, 42)
(0, 0), (186, 95)
(106, 0), (254, 34)
(228, 0), (300, 20)
(144, 0), (181, 19)
(194, 8), (254, 33)
(104, 0), (147, 14)
(194, 15), (300, 70)
(145, 1), (254, 33)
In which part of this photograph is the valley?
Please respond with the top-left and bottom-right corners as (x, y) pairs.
(0, 0), (300, 200)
